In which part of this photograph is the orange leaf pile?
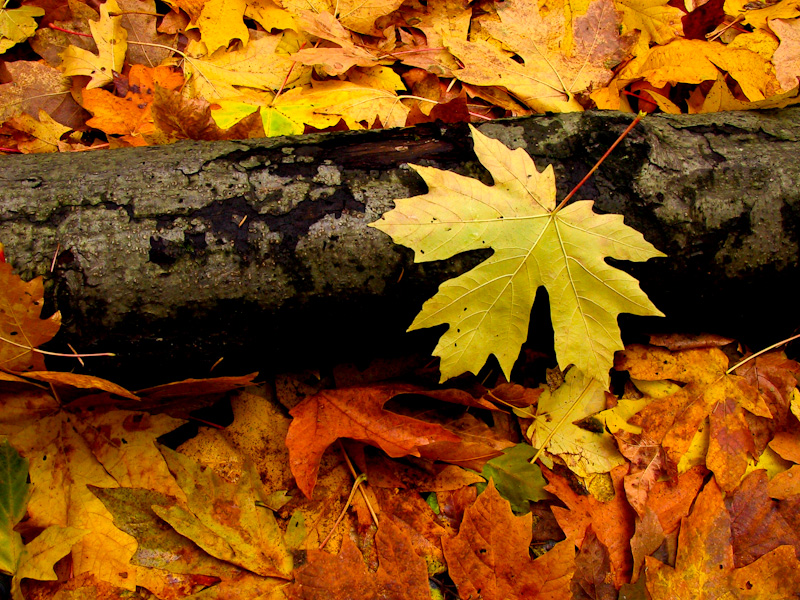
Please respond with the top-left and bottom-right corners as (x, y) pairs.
(2, 258), (800, 599)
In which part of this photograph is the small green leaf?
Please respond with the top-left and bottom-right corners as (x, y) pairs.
(0, 439), (29, 575)
(481, 443), (548, 514)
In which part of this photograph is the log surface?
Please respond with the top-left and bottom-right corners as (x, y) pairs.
(1, 109), (798, 385)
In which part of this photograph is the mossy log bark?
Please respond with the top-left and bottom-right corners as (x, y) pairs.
(1, 109), (798, 385)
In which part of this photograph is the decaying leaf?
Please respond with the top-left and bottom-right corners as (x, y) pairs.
(153, 447), (293, 578)
(371, 126), (664, 385)
(526, 369), (625, 477)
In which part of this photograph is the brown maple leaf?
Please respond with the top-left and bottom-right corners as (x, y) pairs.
(286, 384), (461, 498)
(647, 477), (800, 599)
(729, 470), (800, 567)
(442, 480), (575, 600)
(291, 518), (430, 600)
(0, 262), (61, 372)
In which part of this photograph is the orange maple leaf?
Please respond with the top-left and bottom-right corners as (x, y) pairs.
(286, 384), (461, 498)
(442, 480), (575, 600)
(647, 477), (800, 599)
(292, 518), (430, 600)
(544, 464), (635, 588)
(615, 344), (773, 491)
(0, 262), (61, 372)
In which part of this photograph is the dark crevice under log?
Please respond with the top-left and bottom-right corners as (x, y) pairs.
(1, 109), (798, 386)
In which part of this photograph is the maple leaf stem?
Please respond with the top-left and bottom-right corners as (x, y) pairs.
(529, 375), (595, 466)
(555, 112), (645, 212)
(486, 390), (537, 417)
(0, 333), (115, 359)
(726, 332), (800, 374)
(47, 24), (93, 38)
(319, 472), (368, 550)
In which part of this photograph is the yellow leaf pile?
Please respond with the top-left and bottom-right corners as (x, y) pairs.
(1, 0), (799, 152)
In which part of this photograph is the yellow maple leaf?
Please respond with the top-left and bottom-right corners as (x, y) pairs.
(724, 0), (800, 30)
(10, 526), (88, 600)
(370, 126), (664, 385)
(688, 72), (800, 113)
(245, 0), (297, 32)
(527, 369), (626, 477)
(614, 0), (684, 54)
(7, 110), (73, 153)
(0, 5), (44, 54)
(194, 0), (248, 54)
(183, 33), (309, 100)
(60, 0), (127, 89)
(446, 0), (629, 113)
(275, 0), (405, 35)
(290, 10), (384, 76)
(634, 38), (779, 101)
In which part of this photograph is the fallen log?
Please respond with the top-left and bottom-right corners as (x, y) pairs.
(1, 109), (798, 386)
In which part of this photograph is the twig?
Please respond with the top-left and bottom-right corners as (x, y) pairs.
(0, 334), (115, 359)
(319, 473), (368, 550)
(555, 112), (645, 211)
(727, 333), (800, 374)
(338, 442), (379, 527)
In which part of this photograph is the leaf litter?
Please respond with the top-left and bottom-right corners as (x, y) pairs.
(1, 124), (799, 599)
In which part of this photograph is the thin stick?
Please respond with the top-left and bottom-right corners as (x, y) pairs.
(50, 244), (60, 273)
(554, 112), (645, 212)
(0, 334), (115, 358)
(338, 442), (379, 527)
(727, 333), (800, 374)
(67, 343), (85, 367)
(319, 473), (367, 550)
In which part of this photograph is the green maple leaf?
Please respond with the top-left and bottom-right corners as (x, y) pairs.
(370, 125), (664, 385)
(0, 439), (29, 576)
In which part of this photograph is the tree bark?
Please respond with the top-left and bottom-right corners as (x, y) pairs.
(1, 109), (798, 386)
